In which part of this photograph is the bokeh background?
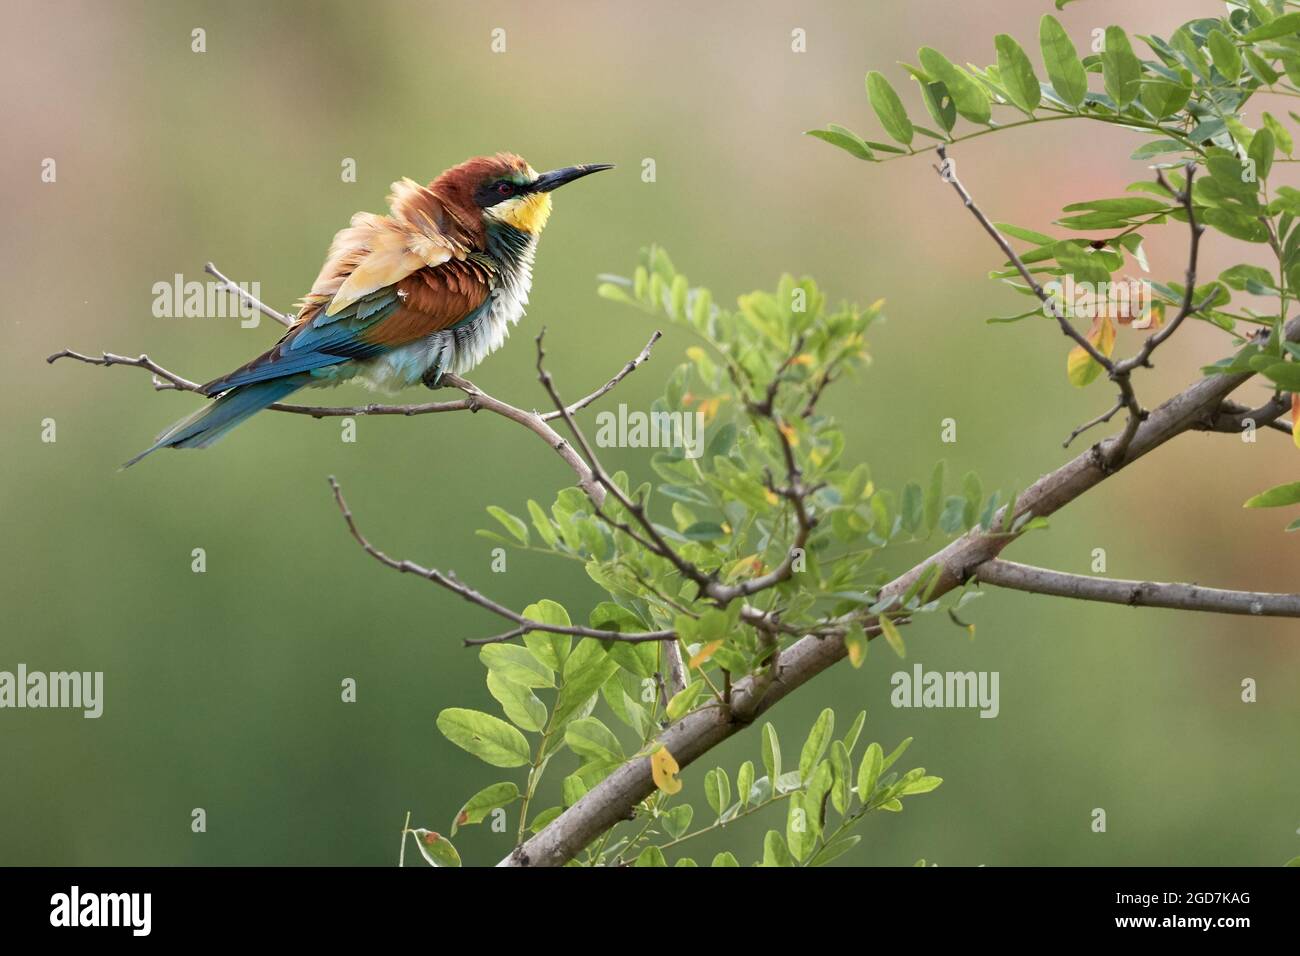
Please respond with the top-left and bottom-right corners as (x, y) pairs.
(2, 0), (1296, 866)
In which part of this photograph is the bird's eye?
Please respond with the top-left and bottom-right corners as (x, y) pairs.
(496, 182), (515, 197)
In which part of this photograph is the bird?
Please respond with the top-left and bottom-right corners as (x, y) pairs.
(125, 153), (612, 466)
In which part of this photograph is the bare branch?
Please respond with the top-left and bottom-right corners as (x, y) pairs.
(1062, 397), (1124, 448)
(50, 323), (662, 507)
(1192, 395), (1293, 436)
(328, 476), (675, 644)
(934, 145), (1113, 370)
(46, 349), (201, 392)
(975, 558), (1300, 617)
(204, 261), (292, 327)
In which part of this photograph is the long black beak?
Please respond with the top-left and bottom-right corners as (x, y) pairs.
(532, 164), (614, 193)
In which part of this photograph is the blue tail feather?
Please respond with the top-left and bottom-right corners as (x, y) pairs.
(124, 376), (307, 467)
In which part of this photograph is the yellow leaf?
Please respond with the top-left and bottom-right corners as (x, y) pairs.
(844, 625), (867, 668)
(764, 489), (779, 506)
(651, 745), (682, 795)
(791, 353), (815, 366)
(1066, 315), (1116, 388)
(778, 422), (799, 447)
(689, 640), (723, 669)
(878, 616), (906, 658)
(1293, 393), (1299, 450)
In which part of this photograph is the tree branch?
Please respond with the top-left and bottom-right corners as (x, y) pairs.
(49, 287), (662, 507)
(975, 558), (1300, 617)
(935, 149), (1208, 470)
(328, 476), (675, 644)
(1192, 395), (1293, 436)
(500, 308), (1300, 867)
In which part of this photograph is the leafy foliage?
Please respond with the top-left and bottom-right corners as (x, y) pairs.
(402, 246), (995, 865)
(812, 1), (1300, 529)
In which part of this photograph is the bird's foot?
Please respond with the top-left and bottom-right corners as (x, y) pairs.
(422, 366), (446, 390)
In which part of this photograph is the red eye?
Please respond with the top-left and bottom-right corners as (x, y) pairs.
(496, 182), (515, 197)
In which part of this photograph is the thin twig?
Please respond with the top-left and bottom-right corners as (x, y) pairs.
(934, 145), (1113, 369)
(203, 261), (292, 327)
(975, 558), (1300, 617)
(328, 476), (675, 644)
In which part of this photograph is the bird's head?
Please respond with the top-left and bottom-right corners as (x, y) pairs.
(433, 153), (613, 237)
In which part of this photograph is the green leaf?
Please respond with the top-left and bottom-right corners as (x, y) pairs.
(918, 47), (991, 123)
(1243, 481), (1300, 508)
(1061, 197), (1168, 216)
(1139, 80), (1191, 120)
(666, 679), (708, 720)
(762, 829), (795, 867)
(996, 222), (1054, 245)
(841, 709), (867, 755)
(878, 615), (906, 658)
(806, 126), (875, 161)
(486, 672), (547, 732)
(830, 740), (853, 815)
(705, 767), (732, 816)
(553, 638), (619, 728)
(811, 835), (861, 866)
(485, 505), (529, 545)
(995, 34), (1040, 114)
(857, 742), (883, 803)
(866, 71), (914, 145)
(661, 804), (693, 840)
(737, 760), (755, 808)
(1245, 49), (1279, 85)
(798, 708), (835, 781)
(761, 722), (782, 783)
(1039, 15), (1088, 108)
(1219, 264), (1277, 293)
(899, 774), (944, 795)
(711, 851), (740, 867)
(634, 846), (668, 867)
(528, 806), (563, 833)
(480, 643), (554, 689)
(786, 792), (813, 862)
(1206, 29), (1241, 83)
(881, 736), (914, 773)
(1200, 207), (1270, 243)
(436, 708), (531, 768)
(451, 782), (520, 835)
(1243, 12), (1300, 42)
(1258, 360), (1300, 390)
(1101, 27), (1142, 109)
(1130, 138), (1187, 160)
(1250, 127), (1276, 182)
(565, 716), (623, 764)
(1264, 113), (1294, 157)
(561, 773), (588, 807)
(410, 829), (461, 867)
(522, 600), (572, 671)
(526, 499), (559, 548)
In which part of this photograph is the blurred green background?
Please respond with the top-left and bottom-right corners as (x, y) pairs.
(2, 0), (1296, 866)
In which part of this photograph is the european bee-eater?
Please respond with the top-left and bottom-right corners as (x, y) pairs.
(126, 153), (612, 465)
